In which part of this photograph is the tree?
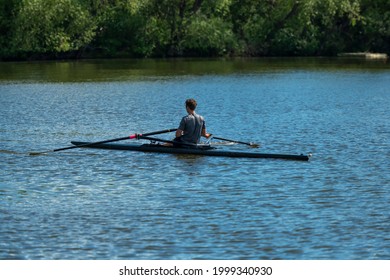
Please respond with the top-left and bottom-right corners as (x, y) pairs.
(229, 0), (304, 55)
(83, 0), (145, 57)
(0, 0), (20, 58)
(1, 0), (388, 60)
(307, 0), (362, 55)
(11, 0), (96, 58)
(182, 0), (236, 56)
(182, 13), (236, 56)
(137, 0), (236, 57)
(358, 0), (390, 53)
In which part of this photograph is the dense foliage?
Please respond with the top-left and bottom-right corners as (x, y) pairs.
(0, 0), (389, 60)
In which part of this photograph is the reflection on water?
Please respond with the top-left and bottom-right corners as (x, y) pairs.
(0, 57), (388, 83)
(0, 58), (389, 259)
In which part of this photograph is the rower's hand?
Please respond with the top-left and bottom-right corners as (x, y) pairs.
(205, 133), (212, 139)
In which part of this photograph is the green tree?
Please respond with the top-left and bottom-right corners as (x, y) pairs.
(182, 0), (236, 56)
(358, 0), (390, 53)
(1, 0), (388, 60)
(0, 0), (20, 58)
(229, 0), (305, 55)
(182, 13), (236, 56)
(307, 0), (362, 55)
(137, 0), (236, 57)
(11, 0), (96, 57)
(83, 0), (145, 57)
(230, 0), (367, 56)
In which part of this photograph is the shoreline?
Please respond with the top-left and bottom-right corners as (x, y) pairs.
(338, 52), (388, 60)
(1, 54), (389, 64)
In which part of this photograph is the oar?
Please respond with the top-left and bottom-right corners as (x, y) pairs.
(212, 136), (260, 148)
(29, 128), (177, 156)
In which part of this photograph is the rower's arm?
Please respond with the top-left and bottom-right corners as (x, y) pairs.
(202, 128), (211, 138)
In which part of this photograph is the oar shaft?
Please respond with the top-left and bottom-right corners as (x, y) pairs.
(137, 128), (177, 138)
(30, 128), (177, 155)
(213, 136), (256, 146)
(53, 136), (130, 152)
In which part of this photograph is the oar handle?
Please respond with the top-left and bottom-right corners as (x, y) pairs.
(133, 128), (177, 138)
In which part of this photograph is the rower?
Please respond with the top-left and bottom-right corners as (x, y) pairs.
(173, 98), (212, 147)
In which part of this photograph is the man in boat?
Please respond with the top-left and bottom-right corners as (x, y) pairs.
(174, 98), (211, 147)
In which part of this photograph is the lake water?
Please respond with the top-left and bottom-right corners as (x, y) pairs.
(1, 58), (389, 259)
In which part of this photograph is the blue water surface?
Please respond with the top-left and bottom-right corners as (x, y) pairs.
(1, 58), (389, 259)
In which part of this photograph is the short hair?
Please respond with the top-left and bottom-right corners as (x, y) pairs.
(185, 99), (197, 110)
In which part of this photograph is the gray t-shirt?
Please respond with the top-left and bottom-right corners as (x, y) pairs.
(178, 113), (205, 144)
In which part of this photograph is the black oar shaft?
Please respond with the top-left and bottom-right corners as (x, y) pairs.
(212, 136), (259, 147)
(30, 128), (177, 155)
(138, 128), (177, 137)
(53, 136), (130, 152)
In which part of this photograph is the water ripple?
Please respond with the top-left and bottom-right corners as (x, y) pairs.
(1, 66), (390, 259)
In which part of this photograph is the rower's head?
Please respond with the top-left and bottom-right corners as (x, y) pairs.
(185, 99), (197, 112)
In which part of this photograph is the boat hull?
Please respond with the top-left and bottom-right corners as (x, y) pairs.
(71, 141), (310, 161)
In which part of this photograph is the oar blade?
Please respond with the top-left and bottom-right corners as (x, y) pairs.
(29, 151), (48, 156)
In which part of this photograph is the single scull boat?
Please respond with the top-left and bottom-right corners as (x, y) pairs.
(71, 141), (311, 161)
